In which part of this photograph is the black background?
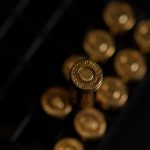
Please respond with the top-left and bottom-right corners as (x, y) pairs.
(0, 0), (150, 150)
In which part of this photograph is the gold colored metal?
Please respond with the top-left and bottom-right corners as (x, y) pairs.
(70, 59), (103, 108)
(71, 59), (103, 92)
(114, 49), (147, 82)
(74, 108), (106, 140)
(62, 55), (85, 80)
(54, 138), (84, 150)
(96, 76), (128, 110)
(41, 87), (72, 118)
(80, 92), (94, 108)
(134, 20), (150, 53)
(103, 1), (135, 34)
(83, 29), (115, 62)
(69, 86), (78, 105)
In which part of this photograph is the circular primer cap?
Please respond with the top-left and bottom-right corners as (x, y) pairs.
(103, 1), (135, 34)
(83, 29), (115, 62)
(114, 49), (147, 82)
(71, 59), (103, 92)
(41, 87), (72, 118)
(96, 76), (128, 109)
(54, 138), (84, 150)
(74, 108), (106, 140)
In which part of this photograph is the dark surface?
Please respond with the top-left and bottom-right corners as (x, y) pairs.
(0, 0), (150, 150)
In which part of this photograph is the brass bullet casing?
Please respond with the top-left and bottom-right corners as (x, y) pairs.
(114, 49), (147, 82)
(41, 87), (72, 119)
(71, 59), (103, 92)
(54, 138), (84, 150)
(96, 76), (128, 110)
(83, 29), (115, 62)
(103, 1), (135, 34)
(134, 20), (150, 54)
(70, 59), (103, 108)
(74, 108), (106, 140)
(62, 55), (85, 105)
(62, 55), (85, 80)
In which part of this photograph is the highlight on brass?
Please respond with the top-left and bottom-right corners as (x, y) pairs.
(74, 108), (106, 140)
(70, 59), (103, 91)
(96, 76), (128, 110)
(83, 29), (115, 62)
(62, 55), (85, 80)
(54, 138), (84, 150)
(114, 49), (147, 82)
(41, 87), (72, 118)
(103, 1), (135, 34)
(134, 20), (150, 54)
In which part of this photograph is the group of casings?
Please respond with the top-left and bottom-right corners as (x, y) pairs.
(41, 1), (149, 150)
